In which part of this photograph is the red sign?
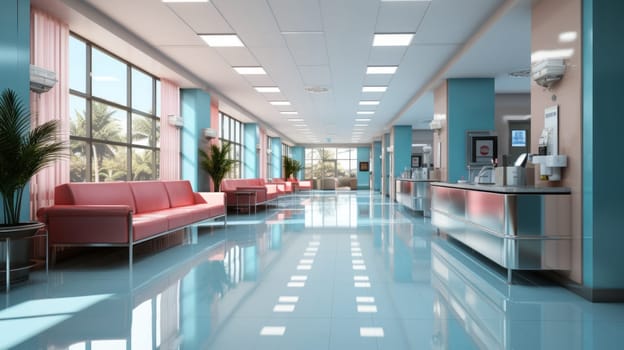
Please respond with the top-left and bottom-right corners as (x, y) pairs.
(480, 145), (490, 156)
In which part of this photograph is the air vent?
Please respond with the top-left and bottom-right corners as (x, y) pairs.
(509, 69), (530, 78)
(304, 86), (329, 94)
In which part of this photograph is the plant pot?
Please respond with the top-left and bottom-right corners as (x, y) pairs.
(0, 222), (44, 288)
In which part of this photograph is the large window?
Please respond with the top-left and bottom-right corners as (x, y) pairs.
(69, 34), (160, 182)
(304, 147), (357, 180)
(219, 112), (242, 178)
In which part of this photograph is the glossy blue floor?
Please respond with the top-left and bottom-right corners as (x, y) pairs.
(2, 191), (624, 349)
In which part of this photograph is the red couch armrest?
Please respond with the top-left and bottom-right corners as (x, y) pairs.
(194, 192), (226, 206)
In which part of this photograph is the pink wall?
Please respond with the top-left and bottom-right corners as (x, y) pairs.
(433, 81), (448, 181)
(531, 0), (583, 283)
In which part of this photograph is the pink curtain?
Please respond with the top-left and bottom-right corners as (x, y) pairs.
(29, 9), (70, 219)
(160, 79), (181, 180)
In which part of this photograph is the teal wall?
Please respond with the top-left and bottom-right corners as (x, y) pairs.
(291, 146), (305, 180)
(180, 89), (211, 191)
(583, 0), (624, 290)
(447, 78), (495, 183)
(392, 126), (412, 178)
(243, 123), (259, 178)
(357, 146), (371, 189)
(0, 0), (31, 223)
(373, 141), (382, 191)
(269, 137), (282, 179)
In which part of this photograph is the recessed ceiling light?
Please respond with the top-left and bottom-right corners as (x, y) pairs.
(199, 34), (244, 47)
(357, 111), (375, 115)
(366, 66), (397, 74)
(288, 118), (304, 122)
(359, 101), (380, 106)
(381, 0), (431, 2)
(355, 118), (371, 122)
(280, 111), (298, 115)
(270, 101), (291, 106)
(233, 66), (266, 75)
(162, 0), (208, 2)
(373, 33), (414, 46)
(354, 124), (368, 127)
(255, 86), (280, 93)
(362, 86), (387, 92)
(295, 124), (307, 127)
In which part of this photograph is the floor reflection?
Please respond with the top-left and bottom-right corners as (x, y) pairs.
(1, 191), (624, 349)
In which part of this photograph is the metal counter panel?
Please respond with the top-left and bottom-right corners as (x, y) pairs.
(431, 185), (571, 273)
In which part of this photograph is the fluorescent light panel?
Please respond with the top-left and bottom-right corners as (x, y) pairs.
(280, 111), (298, 115)
(288, 118), (304, 122)
(366, 66), (398, 74)
(233, 67), (266, 75)
(270, 101), (291, 106)
(200, 34), (244, 47)
(373, 33), (414, 46)
(354, 124), (368, 127)
(162, 0), (208, 2)
(357, 111), (374, 115)
(255, 86), (280, 93)
(355, 118), (371, 122)
(362, 86), (388, 92)
(359, 101), (380, 106)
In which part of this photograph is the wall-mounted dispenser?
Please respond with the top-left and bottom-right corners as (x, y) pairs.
(531, 154), (567, 181)
(531, 105), (567, 181)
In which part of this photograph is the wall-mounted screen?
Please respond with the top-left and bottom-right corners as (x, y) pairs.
(511, 129), (526, 147)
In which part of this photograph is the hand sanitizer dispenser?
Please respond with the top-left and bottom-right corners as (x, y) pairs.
(531, 154), (567, 181)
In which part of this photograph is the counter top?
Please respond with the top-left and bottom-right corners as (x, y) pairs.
(396, 178), (440, 182)
(430, 182), (571, 194)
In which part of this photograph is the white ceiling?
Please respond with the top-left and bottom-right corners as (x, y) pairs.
(34, 0), (533, 145)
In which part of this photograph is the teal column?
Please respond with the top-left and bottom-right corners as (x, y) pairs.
(357, 146), (371, 189)
(291, 146), (305, 179)
(0, 0), (30, 223)
(392, 126), (412, 178)
(373, 141), (382, 191)
(180, 89), (211, 191)
(244, 123), (259, 178)
(583, 0), (624, 295)
(269, 137), (282, 179)
(447, 78), (495, 182)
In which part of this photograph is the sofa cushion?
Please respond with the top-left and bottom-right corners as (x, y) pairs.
(132, 213), (169, 241)
(130, 181), (171, 214)
(64, 182), (136, 213)
(163, 180), (196, 207)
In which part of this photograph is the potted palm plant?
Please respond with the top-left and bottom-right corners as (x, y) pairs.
(283, 156), (303, 180)
(199, 141), (239, 192)
(0, 88), (65, 286)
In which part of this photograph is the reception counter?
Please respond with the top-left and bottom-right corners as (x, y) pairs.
(430, 182), (571, 282)
(395, 178), (438, 216)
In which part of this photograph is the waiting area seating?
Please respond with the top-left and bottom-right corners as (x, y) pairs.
(37, 180), (226, 265)
(220, 178), (280, 211)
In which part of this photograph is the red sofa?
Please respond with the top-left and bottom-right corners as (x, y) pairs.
(220, 178), (280, 211)
(37, 180), (226, 265)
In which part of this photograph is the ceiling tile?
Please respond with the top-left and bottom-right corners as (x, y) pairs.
(268, 0), (323, 32)
(298, 66), (331, 86)
(413, 0), (502, 45)
(214, 48), (260, 66)
(368, 47), (408, 66)
(376, 1), (429, 33)
(212, 0), (286, 48)
(167, 2), (232, 34)
(283, 32), (329, 66)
